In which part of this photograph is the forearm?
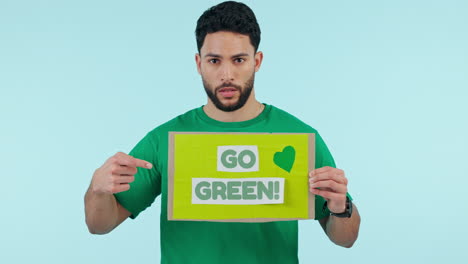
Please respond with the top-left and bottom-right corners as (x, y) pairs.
(321, 204), (361, 248)
(84, 185), (120, 234)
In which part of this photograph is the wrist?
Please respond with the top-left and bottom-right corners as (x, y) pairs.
(329, 205), (346, 214)
(324, 197), (353, 218)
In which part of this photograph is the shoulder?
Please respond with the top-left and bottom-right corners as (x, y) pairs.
(267, 104), (319, 133)
(145, 107), (200, 139)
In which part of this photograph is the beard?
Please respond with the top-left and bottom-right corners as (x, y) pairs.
(202, 72), (255, 112)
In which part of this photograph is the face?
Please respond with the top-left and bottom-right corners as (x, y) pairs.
(196, 31), (263, 112)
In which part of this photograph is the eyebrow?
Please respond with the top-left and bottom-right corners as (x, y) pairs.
(204, 53), (250, 58)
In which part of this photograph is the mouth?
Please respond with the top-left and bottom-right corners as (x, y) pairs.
(217, 87), (239, 98)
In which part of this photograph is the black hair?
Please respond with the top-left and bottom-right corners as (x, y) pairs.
(195, 1), (261, 53)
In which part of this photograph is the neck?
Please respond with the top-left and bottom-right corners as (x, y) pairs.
(203, 92), (264, 122)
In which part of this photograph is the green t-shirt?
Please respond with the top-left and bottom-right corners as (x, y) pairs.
(115, 104), (337, 264)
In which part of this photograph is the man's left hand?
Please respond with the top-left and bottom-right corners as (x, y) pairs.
(309, 166), (348, 213)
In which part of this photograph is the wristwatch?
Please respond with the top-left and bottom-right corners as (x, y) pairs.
(323, 196), (353, 218)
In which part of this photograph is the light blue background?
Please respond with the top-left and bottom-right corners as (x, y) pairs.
(1, 0), (467, 263)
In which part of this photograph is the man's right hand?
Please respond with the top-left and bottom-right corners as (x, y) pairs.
(90, 152), (153, 194)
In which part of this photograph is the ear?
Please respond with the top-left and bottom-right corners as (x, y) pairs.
(254, 51), (264, 72)
(195, 53), (202, 75)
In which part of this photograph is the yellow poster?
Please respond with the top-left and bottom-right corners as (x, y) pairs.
(167, 132), (315, 222)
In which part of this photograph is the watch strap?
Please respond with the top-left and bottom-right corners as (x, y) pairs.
(323, 196), (352, 218)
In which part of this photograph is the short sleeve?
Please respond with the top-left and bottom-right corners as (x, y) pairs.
(114, 132), (162, 219)
(314, 132), (336, 169)
(313, 132), (352, 219)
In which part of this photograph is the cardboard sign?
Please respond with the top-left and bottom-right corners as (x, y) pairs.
(168, 132), (315, 222)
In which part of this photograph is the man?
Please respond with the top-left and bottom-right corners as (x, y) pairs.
(85, 1), (360, 263)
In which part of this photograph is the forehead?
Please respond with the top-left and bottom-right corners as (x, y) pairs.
(200, 31), (255, 56)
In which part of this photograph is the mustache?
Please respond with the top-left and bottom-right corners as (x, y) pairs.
(215, 83), (242, 92)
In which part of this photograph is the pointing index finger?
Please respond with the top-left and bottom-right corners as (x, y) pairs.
(133, 157), (153, 169)
(120, 156), (152, 169)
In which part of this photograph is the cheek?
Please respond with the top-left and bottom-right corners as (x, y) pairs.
(201, 70), (214, 81)
(202, 67), (222, 80)
(200, 69), (218, 85)
(239, 66), (254, 79)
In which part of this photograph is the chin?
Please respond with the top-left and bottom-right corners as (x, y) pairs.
(218, 97), (238, 104)
(222, 102), (239, 108)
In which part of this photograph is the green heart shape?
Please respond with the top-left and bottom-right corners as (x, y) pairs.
(273, 146), (296, 173)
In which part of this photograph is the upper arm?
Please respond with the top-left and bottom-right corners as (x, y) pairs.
(115, 200), (132, 228)
(114, 132), (162, 219)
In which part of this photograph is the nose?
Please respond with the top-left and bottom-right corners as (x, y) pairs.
(220, 63), (234, 82)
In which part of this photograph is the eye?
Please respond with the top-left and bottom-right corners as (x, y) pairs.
(209, 59), (219, 64)
(234, 58), (245, 63)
